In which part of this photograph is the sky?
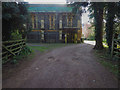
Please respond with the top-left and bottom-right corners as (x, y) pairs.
(82, 7), (90, 24)
(24, 0), (66, 4)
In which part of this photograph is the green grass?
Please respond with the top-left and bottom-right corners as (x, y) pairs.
(29, 46), (48, 52)
(94, 47), (119, 78)
(94, 40), (119, 77)
(99, 60), (119, 77)
(28, 43), (73, 52)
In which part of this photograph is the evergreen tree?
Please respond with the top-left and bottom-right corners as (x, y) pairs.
(71, 2), (105, 49)
(105, 2), (120, 53)
(91, 2), (105, 50)
(2, 2), (31, 41)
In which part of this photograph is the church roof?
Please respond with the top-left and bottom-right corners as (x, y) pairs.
(28, 4), (73, 12)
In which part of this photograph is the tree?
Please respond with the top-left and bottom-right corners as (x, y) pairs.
(2, 2), (31, 41)
(69, 1), (120, 52)
(68, 2), (88, 14)
(18, 2), (32, 39)
(2, 2), (20, 40)
(91, 2), (105, 50)
(105, 2), (120, 53)
(69, 2), (105, 49)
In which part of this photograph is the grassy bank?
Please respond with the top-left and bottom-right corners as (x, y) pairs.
(94, 45), (119, 78)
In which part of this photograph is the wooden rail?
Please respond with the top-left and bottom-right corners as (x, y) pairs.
(111, 38), (120, 60)
(2, 39), (26, 64)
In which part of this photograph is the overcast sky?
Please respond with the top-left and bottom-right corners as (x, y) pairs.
(82, 7), (90, 24)
(24, 0), (66, 4)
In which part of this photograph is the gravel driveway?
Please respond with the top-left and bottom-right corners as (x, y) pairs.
(3, 41), (118, 88)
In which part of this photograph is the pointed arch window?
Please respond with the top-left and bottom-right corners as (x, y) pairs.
(41, 16), (44, 29)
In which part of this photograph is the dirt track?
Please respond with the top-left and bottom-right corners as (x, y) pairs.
(3, 41), (118, 88)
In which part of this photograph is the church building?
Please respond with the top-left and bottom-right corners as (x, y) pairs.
(27, 4), (82, 43)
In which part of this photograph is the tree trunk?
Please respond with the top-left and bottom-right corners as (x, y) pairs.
(93, 3), (104, 50)
(105, 3), (116, 53)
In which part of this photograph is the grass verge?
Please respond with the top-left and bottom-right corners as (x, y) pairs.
(94, 45), (119, 78)
(28, 43), (73, 52)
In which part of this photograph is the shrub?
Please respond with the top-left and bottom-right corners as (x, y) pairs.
(10, 46), (32, 64)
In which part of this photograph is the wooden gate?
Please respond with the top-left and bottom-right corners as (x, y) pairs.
(2, 39), (26, 64)
(111, 38), (120, 60)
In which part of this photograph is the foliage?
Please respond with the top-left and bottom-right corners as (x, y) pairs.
(69, 1), (120, 52)
(11, 46), (32, 64)
(87, 33), (95, 40)
(11, 30), (22, 40)
(70, 2), (104, 49)
(2, 2), (32, 41)
(88, 2), (120, 51)
(87, 22), (95, 40)
(105, 2), (120, 53)
(68, 2), (88, 14)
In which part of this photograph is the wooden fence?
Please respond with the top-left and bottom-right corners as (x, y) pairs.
(2, 39), (26, 64)
(111, 38), (120, 60)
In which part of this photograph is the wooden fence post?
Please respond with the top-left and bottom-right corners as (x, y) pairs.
(111, 34), (114, 57)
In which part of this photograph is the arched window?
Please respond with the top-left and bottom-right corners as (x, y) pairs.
(41, 16), (44, 29)
(59, 16), (62, 29)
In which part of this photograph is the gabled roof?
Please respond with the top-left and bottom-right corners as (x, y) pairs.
(28, 4), (73, 12)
